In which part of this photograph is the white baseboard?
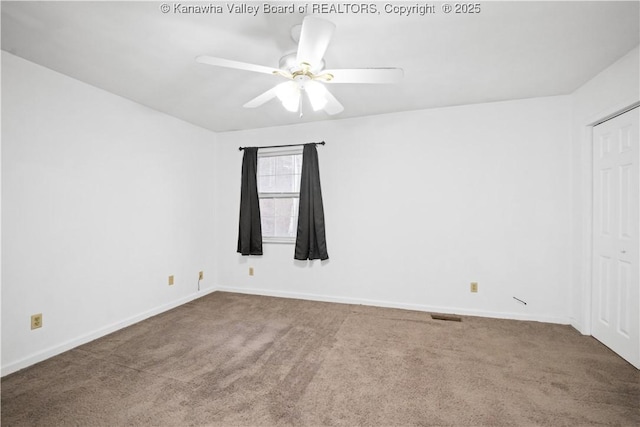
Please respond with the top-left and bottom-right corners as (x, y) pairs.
(570, 317), (587, 335)
(1, 287), (218, 377)
(215, 286), (570, 325)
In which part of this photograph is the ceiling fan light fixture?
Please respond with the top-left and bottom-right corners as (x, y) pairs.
(282, 96), (300, 112)
(305, 81), (328, 111)
(275, 81), (300, 112)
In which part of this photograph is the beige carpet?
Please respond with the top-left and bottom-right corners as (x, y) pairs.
(2, 291), (639, 426)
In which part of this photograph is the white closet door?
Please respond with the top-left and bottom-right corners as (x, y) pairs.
(591, 107), (639, 369)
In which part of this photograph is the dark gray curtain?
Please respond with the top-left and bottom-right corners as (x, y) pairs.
(295, 144), (329, 260)
(237, 147), (262, 255)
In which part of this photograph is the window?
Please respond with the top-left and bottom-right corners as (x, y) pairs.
(257, 148), (303, 243)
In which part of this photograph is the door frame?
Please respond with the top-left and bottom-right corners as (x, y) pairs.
(580, 99), (640, 338)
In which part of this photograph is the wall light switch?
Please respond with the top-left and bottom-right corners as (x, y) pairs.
(249, 267), (254, 276)
(470, 282), (478, 293)
(168, 275), (174, 286)
(199, 271), (204, 280)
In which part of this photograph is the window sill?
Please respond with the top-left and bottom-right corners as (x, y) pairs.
(263, 237), (295, 244)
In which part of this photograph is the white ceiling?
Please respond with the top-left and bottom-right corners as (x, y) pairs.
(2, 1), (639, 132)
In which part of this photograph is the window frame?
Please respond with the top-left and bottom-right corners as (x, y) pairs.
(257, 147), (303, 244)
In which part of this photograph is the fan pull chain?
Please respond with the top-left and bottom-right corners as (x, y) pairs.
(299, 91), (304, 118)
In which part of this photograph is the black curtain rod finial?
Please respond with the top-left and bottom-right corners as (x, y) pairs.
(239, 141), (325, 151)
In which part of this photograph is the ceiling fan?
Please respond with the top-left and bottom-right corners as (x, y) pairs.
(196, 16), (403, 116)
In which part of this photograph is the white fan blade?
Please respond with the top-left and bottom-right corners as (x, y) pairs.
(322, 68), (404, 84)
(304, 81), (328, 111)
(196, 55), (281, 75)
(296, 16), (336, 71)
(243, 86), (279, 108)
(322, 90), (344, 116)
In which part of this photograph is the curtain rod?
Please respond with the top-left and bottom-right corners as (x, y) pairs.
(238, 141), (325, 151)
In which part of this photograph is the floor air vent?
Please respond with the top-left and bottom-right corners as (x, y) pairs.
(431, 313), (462, 322)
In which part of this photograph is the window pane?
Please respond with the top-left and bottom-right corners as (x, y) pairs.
(258, 157), (275, 176)
(276, 155), (295, 174)
(262, 216), (275, 237)
(259, 199), (275, 237)
(292, 173), (301, 192)
(259, 197), (299, 239)
(275, 174), (297, 192)
(258, 154), (302, 194)
(294, 154), (302, 174)
(260, 198), (275, 212)
(274, 197), (297, 216)
(258, 175), (275, 193)
(293, 154), (302, 191)
(274, 198), (299, 238)
(275, 215), (297, 238)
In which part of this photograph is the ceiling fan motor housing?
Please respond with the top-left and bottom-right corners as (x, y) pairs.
(279, 52), (324, 75)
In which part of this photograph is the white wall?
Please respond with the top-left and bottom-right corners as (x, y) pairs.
(570, 45), (640, 333)
(214, 96), (573, 323)
(1, 52), (218, 375)
(7, 42), (633, 374)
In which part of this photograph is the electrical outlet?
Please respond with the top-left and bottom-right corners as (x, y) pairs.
(31, 313), (43, 330)
(199, 271), (204, 280)
(249, 267), (254, 276)
(470, 282), (478, 293)
(168, 275), (174, 286)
